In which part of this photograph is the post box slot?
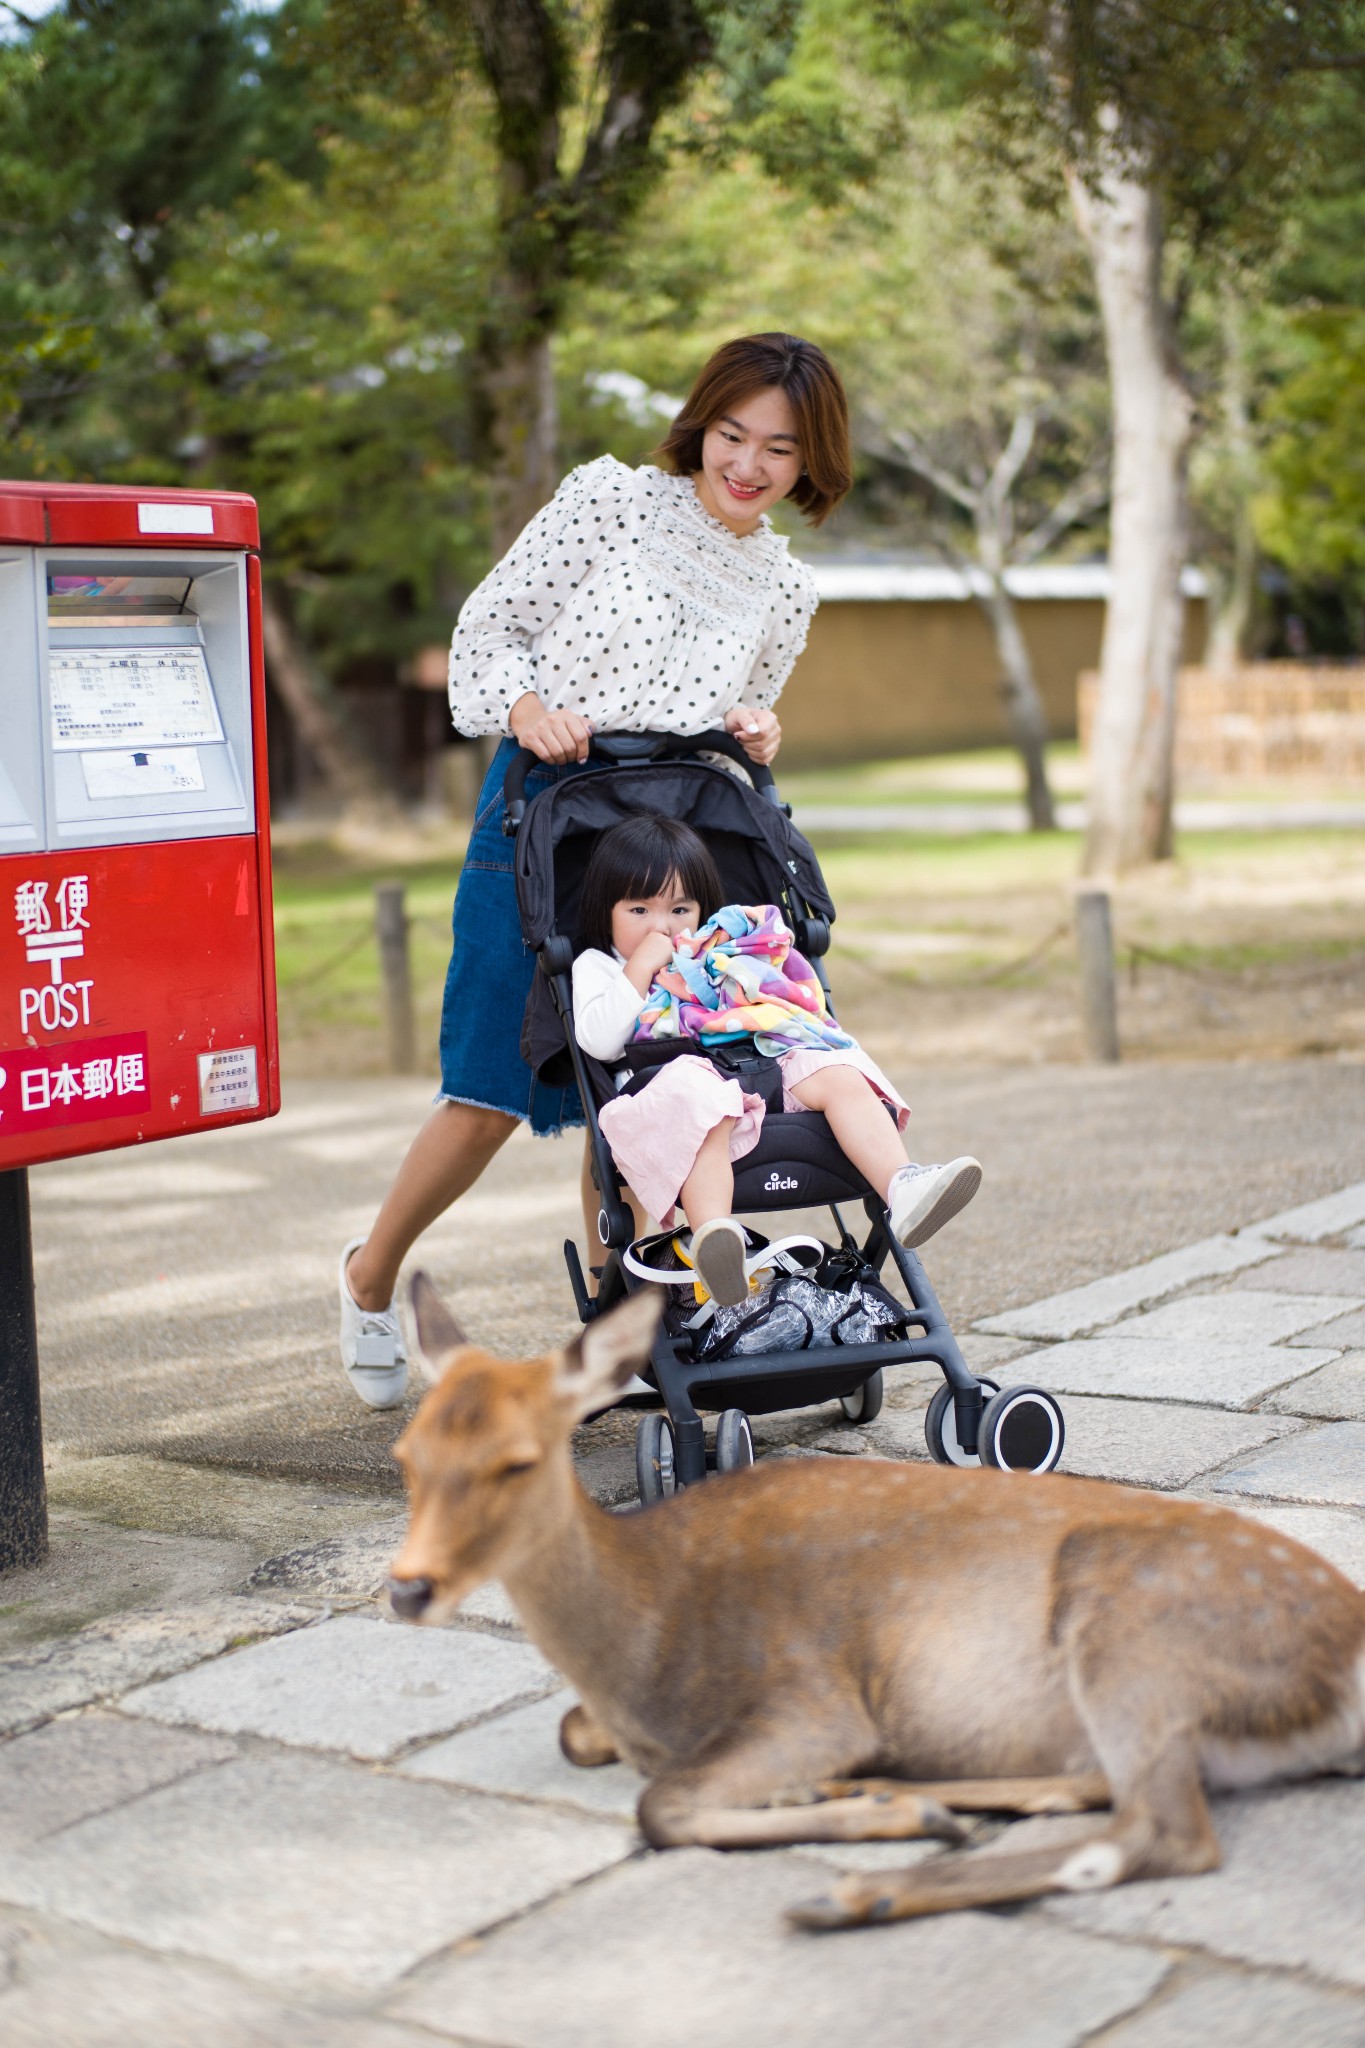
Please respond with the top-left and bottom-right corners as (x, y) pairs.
(33, 550), (255, 849)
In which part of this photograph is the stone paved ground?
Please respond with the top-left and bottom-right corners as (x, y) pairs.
(2, 1084), (1365, 2044)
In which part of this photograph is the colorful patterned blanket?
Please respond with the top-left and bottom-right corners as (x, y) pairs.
(632, 903), (853, 1056)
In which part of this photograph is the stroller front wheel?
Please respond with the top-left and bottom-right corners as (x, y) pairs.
(977, 1386), (1065, 1474)
(839, 1369), (884, 1424)
(714, 1408), (755, 1474)
(636, 1412), (678, 1504)
(924, 1378), (999, 1467)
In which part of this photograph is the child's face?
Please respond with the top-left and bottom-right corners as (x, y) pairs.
(610, 873), (701, 959)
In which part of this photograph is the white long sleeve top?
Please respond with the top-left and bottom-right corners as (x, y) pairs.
(447, 455), (819, 737)
(571, 947), (646, 1066)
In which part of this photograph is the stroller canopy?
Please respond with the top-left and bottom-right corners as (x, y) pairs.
(513, 757), (835, 952)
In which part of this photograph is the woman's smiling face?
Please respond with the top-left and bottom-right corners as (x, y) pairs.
(693, 385), (802, 535)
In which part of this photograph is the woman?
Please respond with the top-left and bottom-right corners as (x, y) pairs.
(339, 331), (853, 1408)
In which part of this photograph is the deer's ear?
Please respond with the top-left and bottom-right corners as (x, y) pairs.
(408, 1271), (468, 1385)
(556, 1288), (663, 1420)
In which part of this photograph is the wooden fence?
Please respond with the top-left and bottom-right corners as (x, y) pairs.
(1079, 663), (1365, 781)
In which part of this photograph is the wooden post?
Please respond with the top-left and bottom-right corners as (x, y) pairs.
(1075, 887), (1120, 1063)
(375, 883), (417, 1075)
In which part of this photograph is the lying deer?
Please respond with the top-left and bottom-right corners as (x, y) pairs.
(388, 1277), (1365, 1928)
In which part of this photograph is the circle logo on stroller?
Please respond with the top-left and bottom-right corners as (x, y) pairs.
(765, 1171), (800, 1192)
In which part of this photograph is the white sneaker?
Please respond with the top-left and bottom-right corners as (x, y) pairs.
(888, 1159), (982, 1249)
(338, 1237), (408, 1410)
(688, 1217), (749, 1307)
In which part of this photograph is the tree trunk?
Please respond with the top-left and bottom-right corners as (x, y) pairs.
(975, 576), (1057, 830)
(1068, 156), (1193, 874)
(259, 585), (389, 814)
(476, 322), (561, 558)
(1204, 286), (1258, 676)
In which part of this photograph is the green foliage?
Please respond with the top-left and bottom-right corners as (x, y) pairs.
(1256, 310), (1365, 599)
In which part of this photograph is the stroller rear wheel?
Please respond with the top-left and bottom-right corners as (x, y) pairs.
(636, 1413), (678, 1504)
(977, 1386), (1065, 1474)
(924, 1378), (999, 1467)
(839, 1369), (884, 1424)
(714, 1408), (755, 1474)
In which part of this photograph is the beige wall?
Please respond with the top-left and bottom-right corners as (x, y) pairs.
(778, 597), (1207, 764)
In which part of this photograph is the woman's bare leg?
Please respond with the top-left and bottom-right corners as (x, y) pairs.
(790, 1067), (905, 1200)
(347, 1101), (517, 1310)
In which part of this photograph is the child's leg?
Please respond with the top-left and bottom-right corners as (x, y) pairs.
(789, 1065), (905, 1200)
(678, 1116), (739, 1230)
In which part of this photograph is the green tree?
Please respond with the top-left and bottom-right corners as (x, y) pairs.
(878, 0), (1365, 871)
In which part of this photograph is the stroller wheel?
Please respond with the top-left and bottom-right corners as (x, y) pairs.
(839, 1369), (884, 1424)
(924, 1379), (999, 1467)
(636, 1412), (678, 1504)
(977, 1386), (1065, 1474)
(714, 1408), (755, 1474)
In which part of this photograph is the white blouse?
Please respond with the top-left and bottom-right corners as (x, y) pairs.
(447, 455), (819, 737)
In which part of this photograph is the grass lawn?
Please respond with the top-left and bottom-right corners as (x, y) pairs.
(269, 748), (1365, 1076)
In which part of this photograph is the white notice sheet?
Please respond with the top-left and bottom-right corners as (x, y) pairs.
(50, 645), (225, 751)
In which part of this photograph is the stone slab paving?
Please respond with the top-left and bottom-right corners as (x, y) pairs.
(0, 1751), (632, 1991)
(1268, 1351), (1365, 1417)
(1233, 1246), (1365, 1295)
(123, 1611), (559, 1760)
(996, 1335), (1340, 1407)
(1090, 1963), (1365, 2048)
(3, 1174), (1365, 2042)
(399, 1689), (643, 1821)
(1045, 1781), (1365, 1991)
(1210, 1420), (1365, 1508)
(1102, 1290), (1364, 1344)
(975, 1231), (1285, 1340)
(0, 1713), (234, 1854)
(1250, 1183), (1365, 1242)
(389, 1847), (1170, 2048)
(0, 1945), (440, 2048)
(0, 1597), (317, 1736)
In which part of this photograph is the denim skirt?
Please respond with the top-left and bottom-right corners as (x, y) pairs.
(437, 737), (590, 1135)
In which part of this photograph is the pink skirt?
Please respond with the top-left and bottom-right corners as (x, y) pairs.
(598, 1047), (910, 1226)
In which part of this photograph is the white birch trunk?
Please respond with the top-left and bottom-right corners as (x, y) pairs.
(1068, 155), (1193, 873)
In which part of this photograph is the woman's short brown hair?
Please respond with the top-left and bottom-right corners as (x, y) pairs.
(655, 333), (852, 527)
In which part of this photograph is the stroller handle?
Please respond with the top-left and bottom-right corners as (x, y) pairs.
(501, 729), (782, 834)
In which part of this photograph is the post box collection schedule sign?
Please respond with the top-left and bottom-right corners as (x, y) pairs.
(49, 645), (225, 751)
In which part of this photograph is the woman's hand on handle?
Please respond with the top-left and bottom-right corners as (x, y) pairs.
(509, 692), (593, 765)
(723, 704), (781, 766)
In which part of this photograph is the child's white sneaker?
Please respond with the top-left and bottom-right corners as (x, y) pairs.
(688, 1217), (749, 1307)
(338, 1237), (408, 1410)
(888, 1159), (982, 1249)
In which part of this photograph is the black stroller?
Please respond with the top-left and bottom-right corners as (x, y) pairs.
(507, 732), (1066, 1503)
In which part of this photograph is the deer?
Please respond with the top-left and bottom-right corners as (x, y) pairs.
(387, 1277), (1365, 1929)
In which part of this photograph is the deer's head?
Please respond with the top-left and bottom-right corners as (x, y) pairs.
(386, 1274), (662, 1623)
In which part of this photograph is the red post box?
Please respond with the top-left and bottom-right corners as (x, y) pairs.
(0, 481), (279, 1567)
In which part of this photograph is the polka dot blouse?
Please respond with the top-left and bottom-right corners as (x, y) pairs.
(447, 455), (818, 737)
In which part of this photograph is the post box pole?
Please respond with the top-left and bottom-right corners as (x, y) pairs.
(0, 1167), (47, 1570)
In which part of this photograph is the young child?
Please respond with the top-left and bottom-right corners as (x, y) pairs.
(572, 814), (981, 1309)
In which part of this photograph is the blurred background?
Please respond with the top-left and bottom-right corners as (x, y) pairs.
(3, 0), (1363, 1078)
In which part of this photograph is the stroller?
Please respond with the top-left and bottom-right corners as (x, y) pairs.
(507, 731), (1066, 1504)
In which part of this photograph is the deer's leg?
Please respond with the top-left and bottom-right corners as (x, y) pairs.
(790, 1603), (1223, 1932)
(559, 1702), (621, 1768)
(638, 1725), (969, 1851)
(789, 1739), (1215, 1929)
(808, 1773), (1111, 1817)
